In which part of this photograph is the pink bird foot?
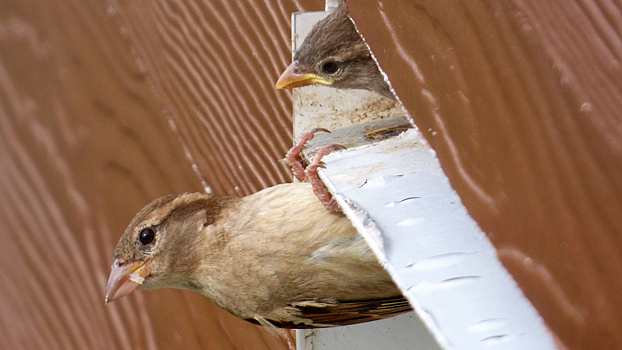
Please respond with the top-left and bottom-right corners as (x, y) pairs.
(305, 144), (346, 212)
(285, 128), (330, 181)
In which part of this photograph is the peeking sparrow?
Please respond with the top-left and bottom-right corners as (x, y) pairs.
(105, 182), (410, 328)
(276, 1), (395, 99)
(106, 144), (410, 329)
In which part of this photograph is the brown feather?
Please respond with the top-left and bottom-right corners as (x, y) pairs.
(246, 296), (412, 328)
(108, 183), (411, 329)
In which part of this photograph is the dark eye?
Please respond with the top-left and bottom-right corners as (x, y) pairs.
(139, 227), (156, 245)
(321, 61), (340, 74)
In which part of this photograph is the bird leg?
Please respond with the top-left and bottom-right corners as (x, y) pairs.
(305, 145), (346, 212)
(285, 128), (330, 182)
(285, 129), (345, 212)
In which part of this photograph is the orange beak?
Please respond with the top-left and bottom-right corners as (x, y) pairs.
(276, 61), (333, 90)
(105, 259), (149, 304)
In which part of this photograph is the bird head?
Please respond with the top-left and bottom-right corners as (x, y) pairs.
(105, 193), (231, 304)
(276, 2), (394, 99)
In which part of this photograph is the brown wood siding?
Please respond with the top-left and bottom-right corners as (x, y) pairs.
(348, 1), (622, 349)
(0, 0), (323, 349)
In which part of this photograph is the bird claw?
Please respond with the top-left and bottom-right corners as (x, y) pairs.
(305, 145), (345, 212)
(285, 130), (345, 212)
(308, 127), (331, 135)
(285, 129), (332, 182)
(306, 162), (327, 170)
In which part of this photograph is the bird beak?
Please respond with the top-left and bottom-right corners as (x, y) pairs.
(276, 61), (333, 89)
(105, 259), (149, 304)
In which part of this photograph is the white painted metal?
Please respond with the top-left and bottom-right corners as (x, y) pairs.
(325, 0), (340, 11)
(297, 313), (439, 350)
(290, 7), (556, 350)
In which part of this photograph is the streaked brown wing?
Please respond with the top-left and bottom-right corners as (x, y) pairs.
(246, 296), (412, 329)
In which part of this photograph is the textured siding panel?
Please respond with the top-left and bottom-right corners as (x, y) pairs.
(105, 0), (324, 196)
(348, 1), (622, 349)
(0, 0), (323, 349)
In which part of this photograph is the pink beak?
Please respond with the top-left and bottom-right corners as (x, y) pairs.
(105, 259), (149, 304)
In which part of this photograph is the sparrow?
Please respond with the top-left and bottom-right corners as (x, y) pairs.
(105, 182), (411, 329)
(275, 1), (395, 99)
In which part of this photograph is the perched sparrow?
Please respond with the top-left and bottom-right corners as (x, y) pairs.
(276, 1), (395, 99)
(105, 182), (410, 328)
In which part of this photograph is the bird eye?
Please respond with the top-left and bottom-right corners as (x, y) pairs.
(139, 227), (156, 245)
(321, 61), (340, 75)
